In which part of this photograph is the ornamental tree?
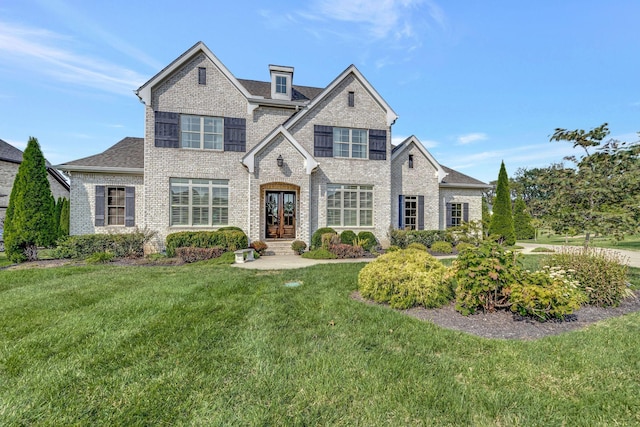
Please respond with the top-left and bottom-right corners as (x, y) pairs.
(488, 161), (515, 245)
(4, 137), (56, 262)
(513, 196), (535, 240)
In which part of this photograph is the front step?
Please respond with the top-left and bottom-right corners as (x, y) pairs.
(262, 239), (296, 256)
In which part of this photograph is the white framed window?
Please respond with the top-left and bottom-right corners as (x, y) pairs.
(326, 184), (373, 227)
(170, 178), (229, 226)
(404, 196), (417, 230)
(107, 187), (125, 225)
(450, 203), (463, 227)
(181, 115), (223, 150)
(333, 128), (367, 159)
(275, 75), (287, 94)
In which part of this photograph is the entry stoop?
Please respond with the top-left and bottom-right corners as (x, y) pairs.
(263, 239), (295, 256)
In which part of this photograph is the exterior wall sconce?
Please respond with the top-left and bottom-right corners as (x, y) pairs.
(277, 155), (284, 167)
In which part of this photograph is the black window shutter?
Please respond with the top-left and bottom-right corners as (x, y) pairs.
(198, 67), (206, 85)
(155, 111), (179, 148)
(314, 125), (333, 157)
(125, 187), (135, 227)
(95, 185), (105, 226)
(446, 203), (453, 228)
(224, 117), (246, 152)
(398, 195), (405, 229)
(418, 196), (425, 230)
(369, 129), (386, 160)
(463, 203), (469, 223)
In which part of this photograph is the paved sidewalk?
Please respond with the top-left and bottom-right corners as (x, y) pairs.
(233, 244), (640, 270)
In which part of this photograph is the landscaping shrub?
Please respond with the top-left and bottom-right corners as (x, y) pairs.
(407, 242), (428, 251)
(340, 230), (357, 245)
(85, 251), (115, 264)
(447, 221), (484, 245)
(53, 230), (153, 259)
(430, 241), (453, 254)
(165, 229), (248, 257)
(385, 245), (401, 252)
(175, 246), (225, 263)
(549, 247), (630, 307)
(453, 242), (521, 315)
(357, 231), (378, 252)
(322, 233), (340, 250)
(311, 227), (336, 249)
(455, 242), (476, 253)
(330, 243), (364, 259)
(510, 267), (586, 321)
(301, 248), (337, 259)
(358, 248), (452, 309)
(291, 240), (307, 255)
(388, 228), (452, 249)
(250, 240), (268, 255)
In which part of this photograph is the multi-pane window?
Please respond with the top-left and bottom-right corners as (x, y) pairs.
(107, 187), (125, 225)
(170, 178), (229, 226)
(404, 196), (417, 230)
(450, 203), (463, 227)
(333, 128), (367, 159)
(275, 75), (287, 94)
(326, 184), (373, 227)
(181, 115), (223, 150)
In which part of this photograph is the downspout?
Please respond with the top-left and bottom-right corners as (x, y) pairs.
(247, 172), (251, 244)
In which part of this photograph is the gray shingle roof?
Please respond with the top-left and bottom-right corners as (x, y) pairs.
(60, 137), (144, 170)
(0, 139), (26, 163)
(441, 165), (489, 187)
(237, 79), (324, 101)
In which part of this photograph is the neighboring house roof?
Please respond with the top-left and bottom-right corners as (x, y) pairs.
(0, 138), (70, 191)
(440, 166), (490, 189)
(392, 136), (447, 183)
(56, 137), (144, 174)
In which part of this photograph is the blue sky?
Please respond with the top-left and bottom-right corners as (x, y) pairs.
(1, 0), (638, 183)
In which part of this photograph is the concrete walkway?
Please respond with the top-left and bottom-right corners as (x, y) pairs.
(233, 244), (640, 270)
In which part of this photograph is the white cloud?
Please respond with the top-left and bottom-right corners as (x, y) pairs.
(0, 21), (147, 96)
(457, 132), (488, 145)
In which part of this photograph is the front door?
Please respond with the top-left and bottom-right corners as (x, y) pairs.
(265, 191), (296, 239)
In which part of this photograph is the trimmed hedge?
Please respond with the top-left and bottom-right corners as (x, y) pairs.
(357, 231), (378, 252)
(340, 230), (357, 245)
(389, 229), (452, 249)
(53, 231), (152, 259)
(165, 230), (248, 257)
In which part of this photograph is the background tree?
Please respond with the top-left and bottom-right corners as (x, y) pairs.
(59, 198), (70, 237)
(488, 161), (516, 245)
(550, 123), (640, 246)
(513, 196), (535, 239)
(4, 137), (56, 262)
(53, 196), (63, 239)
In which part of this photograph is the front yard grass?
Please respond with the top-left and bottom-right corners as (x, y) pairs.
(522, 233), (640, 251)
(1, 261), (639, 425)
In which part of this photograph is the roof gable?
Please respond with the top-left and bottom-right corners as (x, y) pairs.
(136, 41), (252, 106)
(284, 65), (398, 130)
(392, 136), (447, 183)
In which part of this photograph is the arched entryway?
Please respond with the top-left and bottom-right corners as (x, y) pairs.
(261, 183), (300, 239)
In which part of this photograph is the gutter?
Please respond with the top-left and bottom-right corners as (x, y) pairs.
(55, 165), (144, 175)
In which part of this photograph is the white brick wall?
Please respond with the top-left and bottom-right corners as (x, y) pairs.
(439, 188), (484, 229)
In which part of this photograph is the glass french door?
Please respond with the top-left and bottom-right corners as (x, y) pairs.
(265, 191), (296, 239)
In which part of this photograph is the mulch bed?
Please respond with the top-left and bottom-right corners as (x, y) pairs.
(351, 290), (640, 340)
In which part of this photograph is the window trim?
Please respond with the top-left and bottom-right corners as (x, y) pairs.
(403, 195), (417, 231)
(449, 202), (463, 227)
(333, 127), (368, 159)
(180, 115), (223, 150)
(326, 184), (374, 227)
(106, 186), (126, 226)
(275, 75), (287, 94)
(170, 178), (229, 227)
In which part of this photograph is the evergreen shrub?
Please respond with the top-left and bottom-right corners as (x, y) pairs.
(165, 229), (247, 257)
(357, 231), (378, 251)
(430, 241), (453, 254)
(291, 240), (307, 255)
(54, 230), (153, 259)
(455, 242), (476, 253)
(340, 230), (357, 245)
(301, 248), (337, 259)
(311, 227), (336, 249)
(407, 242), (428, 251)
(358, 248), (452, 309)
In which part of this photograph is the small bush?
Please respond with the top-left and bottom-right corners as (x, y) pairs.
(250, 240), (268, 255)
(291, 240), (307, 255)
(321, 233), (339, 250)
(311, 227), (336, 250)
(388, 228), (452, 249)
(53, 230), (154, 259)
(385, 245), (401, 252)
(407, 242), (428, 251)
(175, 246), (225, 263)
(357, 231), (378, 252)
(430, 241), (453, 254)
(330, 243), (364, 259)
(358, 248), (452, 309)
(510, 267), (586, 321)
(301, 248), (337, 259)
(85, 251), (114, 264)
(549, 247), (629, 307)
(455, 242), (476, 253)
(453, 242), (521, 315)
(340, 230), (357, 245)
(165, 229), (248, 257)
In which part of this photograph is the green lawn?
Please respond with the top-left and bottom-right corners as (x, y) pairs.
(0, 251), (11, 268)
(521, 232), (640, 251)
(1, 261), (640, 425)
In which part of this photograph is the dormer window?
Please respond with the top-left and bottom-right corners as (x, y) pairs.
(276, 75), (287, 94)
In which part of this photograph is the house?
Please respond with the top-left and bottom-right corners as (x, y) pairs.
(57, 41), (488, 252)
(0, 138), (70, 226)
